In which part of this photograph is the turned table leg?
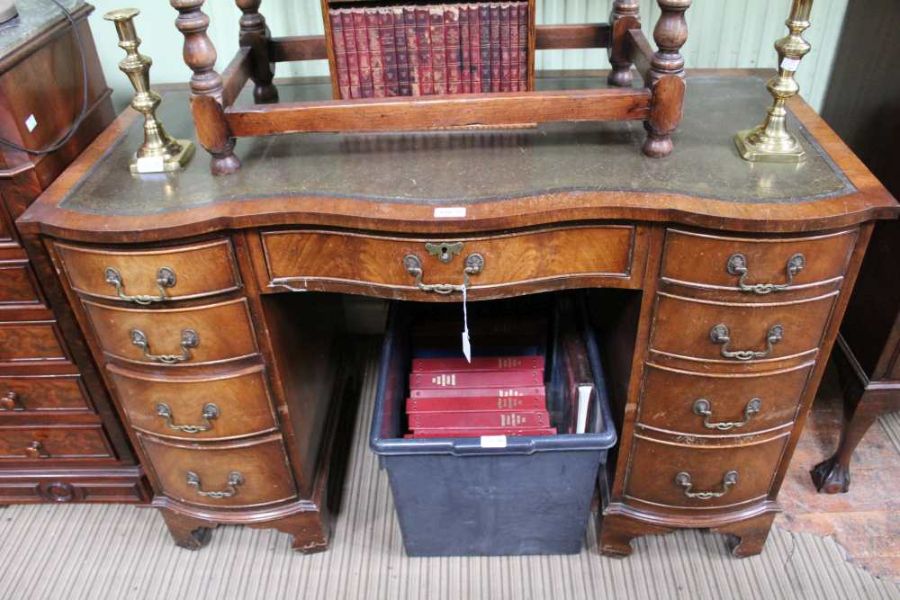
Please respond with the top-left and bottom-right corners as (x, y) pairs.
(643, 0), (691, 158)
(236, 0), (279, 104)
(608, 1), (641, 87)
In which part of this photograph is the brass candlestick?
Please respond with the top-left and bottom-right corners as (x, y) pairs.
(104, 8), (194, 175)
(735, 0), (813, 163)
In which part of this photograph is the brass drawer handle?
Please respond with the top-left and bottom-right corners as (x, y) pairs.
(24, 441), (50, 459)
(156, 402), (219, 433)
(692, 398), (762, 431)
(130, 328), (199, 364)
(726, 253), (806, 294)
(186, 471), (243, 499)
(403, 252), (485, 295)
(104, 266), (176, 305)
(675, 470), (738, 500)
(0, 391), (25, 411)
(709, 323), (783, 361)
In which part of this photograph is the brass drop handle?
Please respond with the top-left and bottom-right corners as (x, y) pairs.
(24, 441), (50, 459)
(0, 391), (25, 411)
(675, 470), (738, 500)
(726, 253), (806, 294)
(186, 471), (243, 499)
(105, 266), (177, 305)
(130, 328), (199, 364)
(156, 403), (219, 434)
(693, 398), (762, 431)
(709, 323), (783, 361)
(403, 253), (485, 295)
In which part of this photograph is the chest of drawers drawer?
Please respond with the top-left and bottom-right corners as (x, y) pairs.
(108, 364), (278, 441)
(82, 298), (258, 367)
(660, 228), (857, 294)
(0, 260), (42, 305)
(140, 434), (297, 509)
(0, 423), (114, 461)
(650, 292), (837, 364)
(55, 239), (241, 304)
(625, 434), (789, 509)
(260, 225), (640, 295)
(0, 374), (91, 413)
(638, 363), (814, 436)
(0, 321), (68, 362)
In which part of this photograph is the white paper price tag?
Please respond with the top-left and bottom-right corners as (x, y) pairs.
(434, 206), (466, 219)
(135, 155), (165, 174)
(480, 435), (508, 448)
(25, 114), (37, 133)
(461, 286), (472, 363)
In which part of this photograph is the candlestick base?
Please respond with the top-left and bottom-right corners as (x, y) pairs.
(129, 139), (195, 175)
(734, 127), (806, 164)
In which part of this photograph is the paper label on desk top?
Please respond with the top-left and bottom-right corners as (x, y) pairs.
(434, 206), (466, 219)
(135, 155), (165, 174)
(481, 435), (507, 448)
(781, 57), (801, 72)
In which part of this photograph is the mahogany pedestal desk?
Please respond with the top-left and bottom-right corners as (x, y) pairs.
(18, 72), (898, 555)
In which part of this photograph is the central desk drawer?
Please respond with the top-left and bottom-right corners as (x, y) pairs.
(260, 226), (638, 294)
(83, 298), (258, 367)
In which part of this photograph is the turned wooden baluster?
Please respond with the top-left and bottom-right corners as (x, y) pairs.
(643, 0), (691, 158)
(170, 0), (241, 175)
(607, 0), (640, 87)
(236, 0), (279, 104)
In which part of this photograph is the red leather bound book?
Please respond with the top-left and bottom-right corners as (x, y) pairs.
(353, 10), (373, 97)
(394, 7), (411, 96)
(409, 410), (551, 430)
(406, 394), (547, 413)
(429, 7), (446, 95)
(380, 9), (400, 97)
(341, 10), (360, 99)
(517, 2), (528, 90)
(407, 428), (556, 438)
(404, 8), (420, 96)
(415, 8), (434, 95)
(508, 3), (520, 92)
(469, 5), (482, 93)
(489, 4), (501, 92)
(410, 385), (546, 399)
(499, 3), (511, 92)
(478, 4), (491, 92)
(410, 369), (543, 390)
(412, 355), (545, 372)
(444, 7), (461, 95)
(458, 6), (471, 93)
(366, 10), (385, 97)
(330, 10), (351, 99)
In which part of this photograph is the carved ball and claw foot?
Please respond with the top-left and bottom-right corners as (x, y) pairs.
(811, 456), (851, 494)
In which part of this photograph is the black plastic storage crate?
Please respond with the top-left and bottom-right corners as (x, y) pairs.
(370, 294), (617, 556)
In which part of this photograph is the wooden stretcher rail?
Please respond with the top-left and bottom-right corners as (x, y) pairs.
(627, 29), (655, 86)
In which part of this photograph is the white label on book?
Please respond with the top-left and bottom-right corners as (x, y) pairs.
(781, 57), (801, 72)
(434, 206), (467, 219)
(25, 114), (37, 133)
(481, 435), (508, 449)
(135, 155), (165, 174)
(576, 385), (594, 434)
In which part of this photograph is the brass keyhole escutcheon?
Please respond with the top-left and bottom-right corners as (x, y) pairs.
(425, 242), (464, 264)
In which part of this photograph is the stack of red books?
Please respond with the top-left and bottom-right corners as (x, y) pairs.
(329, 1), (530, 100)
(405, 355), (556, 438)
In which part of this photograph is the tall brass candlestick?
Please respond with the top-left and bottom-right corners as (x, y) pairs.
(735, 0), (813, 163)
(104, 8), (194, 174)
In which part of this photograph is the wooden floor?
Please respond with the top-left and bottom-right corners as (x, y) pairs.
(0, 345), (897, 599)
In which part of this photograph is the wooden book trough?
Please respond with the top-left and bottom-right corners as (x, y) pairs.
(170, 0), (692, 175)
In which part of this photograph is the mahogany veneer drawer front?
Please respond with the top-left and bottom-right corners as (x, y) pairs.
(625, 434), (790, 509)
(638, 363), (814, 436)
(660, 229), (858, 293)
(82, 298), (258, 366)
(650, 293), (837, 363)
(0, 321), (67, 362)
(260, 226), (640, 295)
(108, 364), (278, 441)
(0, 260), (42, 305)
(140, 434), (297, 509)
(0, 374), (91, 413)
(55, 239), (241, 304)
(0, 424), (114, 461)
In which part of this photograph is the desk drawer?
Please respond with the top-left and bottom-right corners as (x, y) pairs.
(55, 239), (241, 304)
(0, 375), (91, 413)
(660, 229), (857, 294)
(0, 261), (42, 305)
(260, 226), (637, 294)
(0, 424), (114, 461)
(650, 293), (836, 364)
(140, 434), (297, 509)
(83, 298), (258, 367)
(0, 321), (67, 362)
(638, 363), (813, 436)
(625, 435), (788, 509)
(108, 364), (278, 441)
